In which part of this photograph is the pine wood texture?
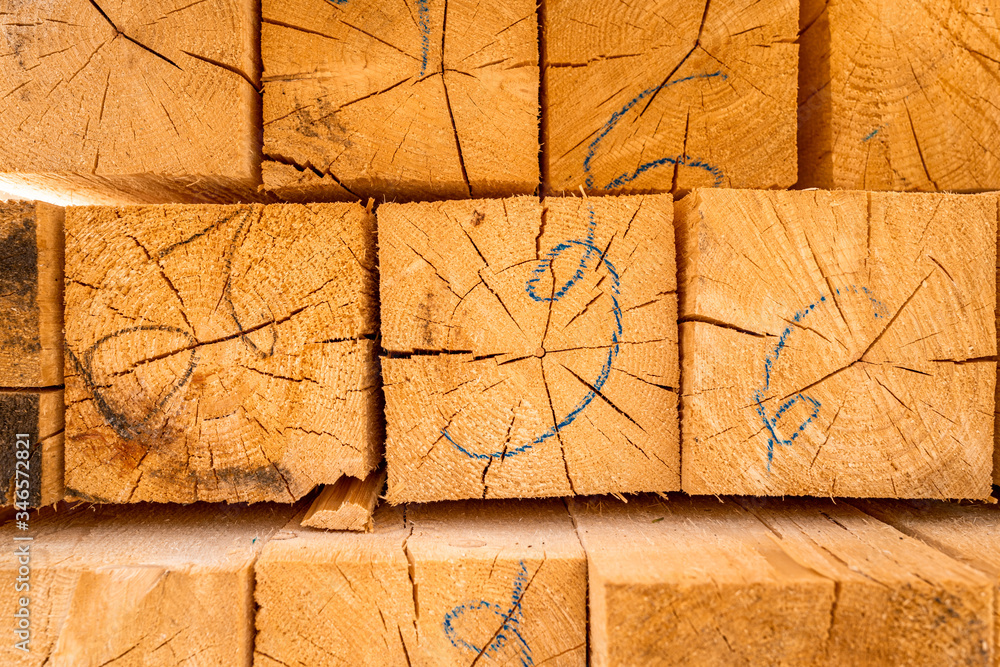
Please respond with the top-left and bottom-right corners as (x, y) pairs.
(63, 203), (381, 503)
(254, 505), (414, 667)
(0, 0), (262, 205)
(261, 0), (539, 202)
(0, 202), (63, 387)
(0, 502), (298, 666)
(677, 190), (997, 498)
(745, 498), (995, 666)
(301, 468), (386, 532)
(544, 0), (798, 195)
(255, 500), (585, 666)
(571, 495), (834, 667)
(854, 499), (1000, 665)
(572, 495), (995, 667)
(260, 161), (356, 204)
(0, 389), (63, 507)
(379, 195), (678, 502)
(798, 0), (1000, 191)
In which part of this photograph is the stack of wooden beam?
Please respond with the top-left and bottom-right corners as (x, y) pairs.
(1, 0), (999, 664)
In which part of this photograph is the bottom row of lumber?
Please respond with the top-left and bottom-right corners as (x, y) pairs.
(2, 496), (998, 666)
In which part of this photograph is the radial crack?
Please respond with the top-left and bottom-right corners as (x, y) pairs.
(540, 361), (576, 494)
(181, 50), (258, 90)
(87, 0), (181, 69)
(639, 0), (713, 116)
(560, 362), (647, 433)
(679, 314), (773, 338)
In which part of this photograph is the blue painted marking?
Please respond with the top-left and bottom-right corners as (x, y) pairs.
(755, 285), (888, 468)
(582, 71), (727, 190)
(443, 233), (621, 461)
(446, 71), (725, 461)
(444, 561), (533, 667)
(525, 208), (598, 303)
(417, 0), (431, 76)
(862, 125), (885, 142)
(603, 155), (724, 190)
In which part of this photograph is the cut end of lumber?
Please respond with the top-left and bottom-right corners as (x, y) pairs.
(0, 501), (300, 666)
(545, 0), (798, 195)
(797, 0), (1000, 191)
(256, 499), (586, 666)
(572, 494), (995, 666)
(379, 194), (679, 502)
(677, 189), (997, 498)
(63, 203), (382, 503)
(0, 0), (263, 205)
(261, 0), (540, 202)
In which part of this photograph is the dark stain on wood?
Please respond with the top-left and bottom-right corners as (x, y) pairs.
(65, 207), (302, 501)
(0, 203), (40, 362)
(0, 393), (42, 506)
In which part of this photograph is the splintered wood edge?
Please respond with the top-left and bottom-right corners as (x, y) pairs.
(260, 160), (358, 203)
(301, 468), (387, 532)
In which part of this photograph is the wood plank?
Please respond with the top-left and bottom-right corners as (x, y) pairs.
(0, 1), (263, 205)
(544, 0), (798, 195)
(798, 0), (1000, 191)
(572, 495), (834, 666)
(0, 202), (63, 387)
(676, 189), (997, 497)
(572, 495), (995, 666)
(0, 200), (65, 508)
(853, 499), (1000, 665)
(261, 0), (539, 202)
(742, 497), (995, 665)
(0, 389), (63, 508)
(63, 203), (381, 503)
(378, 195), (678, 502)
(254, 505), (414, 666)
(255, 500), (586, 666)
(0, 502), (298, 665)
(301, 467), (386, 532)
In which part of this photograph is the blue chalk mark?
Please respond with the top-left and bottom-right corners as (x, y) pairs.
(525, 208), (599, 303)
(862, 125), (885, 142)
(755, 286), (888, 468)
(583, 71), (728, 190)
(604, 155), (724, 190)
(445, 71), (724, 462)
(443, 228), (622, 461)
(417, 0), (431, 76)
(444, 561), (533, 667)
